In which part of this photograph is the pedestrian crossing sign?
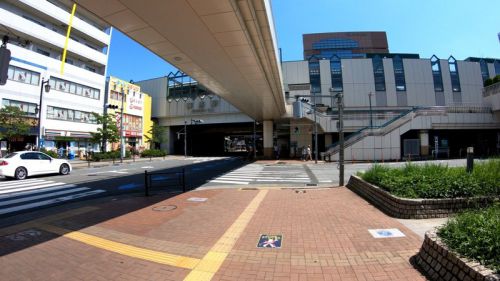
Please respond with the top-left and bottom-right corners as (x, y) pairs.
(257, 234), (282, 248)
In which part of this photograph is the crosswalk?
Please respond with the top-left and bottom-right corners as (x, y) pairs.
(208, 164), (311, 185)
(0, 179), (105, 216)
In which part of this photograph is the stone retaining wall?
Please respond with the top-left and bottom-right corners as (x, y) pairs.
(346, 176), (494, 219)
(415, 230), (499, 281)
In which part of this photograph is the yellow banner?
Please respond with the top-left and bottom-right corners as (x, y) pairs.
(60, 3), (77, 75)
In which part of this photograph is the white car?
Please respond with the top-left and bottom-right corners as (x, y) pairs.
(0, 151), (72, 180)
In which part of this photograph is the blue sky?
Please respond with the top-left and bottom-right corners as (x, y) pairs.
(107, 0), (500, 82)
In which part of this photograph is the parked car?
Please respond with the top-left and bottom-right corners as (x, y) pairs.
(0, 151), (72, 180)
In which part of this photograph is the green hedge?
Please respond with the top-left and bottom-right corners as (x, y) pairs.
(41, 149), (58, 158)
(91, 150), (131, 161)
(438, 204), (500, 274)
(140, 149), (166, 158)
(358, 159), (500, 199)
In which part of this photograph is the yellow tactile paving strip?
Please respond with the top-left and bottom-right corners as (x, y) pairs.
(39, 224), (201, 269)
(183, 190), (268, 281)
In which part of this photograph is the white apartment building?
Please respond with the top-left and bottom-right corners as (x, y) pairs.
(0, 0), (110, 154)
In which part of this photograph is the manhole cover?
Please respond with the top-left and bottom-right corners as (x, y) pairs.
(152, 205), (177, 212)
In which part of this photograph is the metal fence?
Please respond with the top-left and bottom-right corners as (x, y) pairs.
(144, 169), (186, 196)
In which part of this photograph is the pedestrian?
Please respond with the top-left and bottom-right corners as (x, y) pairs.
(274, 144), (280, 160)
(306, 145), (312, 161)
(302, 146), (307, 161)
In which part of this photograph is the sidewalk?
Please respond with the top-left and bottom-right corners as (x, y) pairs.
(0, 186), (432, 280)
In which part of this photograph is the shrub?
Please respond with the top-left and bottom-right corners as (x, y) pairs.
(484, 78), (493, 87)
(359, 160), (500, 199)
(493, 74), (500, 84)
(41, 148), (58, 158)
(141, 149), (166, 158)
(438, 204), (500, 274)
(91, 150), (130, 161)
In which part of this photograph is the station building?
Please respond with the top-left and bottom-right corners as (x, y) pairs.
(138, 32), (500, 161)
(0, 0), (111, 154)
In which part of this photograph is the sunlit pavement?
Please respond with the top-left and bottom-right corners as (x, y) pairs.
(0, 184), (434, 280)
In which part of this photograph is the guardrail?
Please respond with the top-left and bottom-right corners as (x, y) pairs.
(144, 169), (186, 196)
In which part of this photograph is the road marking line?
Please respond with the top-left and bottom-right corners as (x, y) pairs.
(0, 182), (67, 194)
(40, 224), (200, 269)
(183, 190), (268, 281)
(0, 184), (76, 199)
(209, 180), (249, 185)
(0, 190), (105, 215)
(0, 179), (48, 187)
(0, 187), (89, 206)
(0, 180), (56, 190)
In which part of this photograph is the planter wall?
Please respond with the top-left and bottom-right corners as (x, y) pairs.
(346, 176), (495, 219)
(415, 230), (499, 281)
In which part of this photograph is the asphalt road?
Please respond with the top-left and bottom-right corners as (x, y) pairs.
(0, 156), (246, 218)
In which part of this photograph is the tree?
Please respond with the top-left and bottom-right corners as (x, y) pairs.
(0, 106), (32, 151)
(145, 121), (166, 149)
(90, 112), (119, 152)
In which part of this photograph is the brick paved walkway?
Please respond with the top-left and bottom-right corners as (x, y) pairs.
(0, 187), (426, 280)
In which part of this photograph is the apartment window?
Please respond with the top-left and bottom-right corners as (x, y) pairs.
(393, 55), (406, 91)
(479, 59), (489, 82)
(372, 55), (386, 91)
(37, 48), (50, 57)
(65, 58), (74, 65)
(448, 56), (461, 92)
(431, 55), (443, 92)
(7, 65), (40, 86)
(47, 106), (97, 124)
(308, 56), (321, 93)
(49, 77), (100, 100)
(2, 99), (38, 117)
(330, 55), (343, 92)
(85, 65), (96, 73)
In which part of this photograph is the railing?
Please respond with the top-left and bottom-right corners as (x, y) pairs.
(321, 105), (492, 160)
(144, 169), (186, 196)
(483, 83), (500, 97)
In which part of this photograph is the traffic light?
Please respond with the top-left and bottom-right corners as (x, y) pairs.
(0, 36), (11, 86)
(107, 104), (119, 109)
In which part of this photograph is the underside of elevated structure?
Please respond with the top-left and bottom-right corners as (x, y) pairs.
(74, 0), (285, 121)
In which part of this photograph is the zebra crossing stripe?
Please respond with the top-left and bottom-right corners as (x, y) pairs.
(0, 180), (55, 190)
(0, 190), (105, 215)
(210, 180), (250, 185)
(0, 179), (48, 187)
(0, 182), (67, 195)
(0, 184), (76, 199)
(0, 187), (90, 206)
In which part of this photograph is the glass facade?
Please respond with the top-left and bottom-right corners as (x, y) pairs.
(431, 55), (443, 92)
(308, 57), (321, 93)
(393, 55), (406, 91)
(330, 55), (343, 92)
(312, 38), (359, 50)
(372, 56), (386, 91)
(494, 60), (500, 76)
(479, 59), (490, 81)
(448, 56), (461, 92)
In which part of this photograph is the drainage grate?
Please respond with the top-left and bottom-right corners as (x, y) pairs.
(305, 183), (317, 186)
(152, 205), (177, 212)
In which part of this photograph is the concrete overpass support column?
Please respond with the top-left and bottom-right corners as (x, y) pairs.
(420, 130), (429, 156)
(263, 120), (274, 158)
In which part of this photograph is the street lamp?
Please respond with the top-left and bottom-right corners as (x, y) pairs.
(36, 78), (51, 150)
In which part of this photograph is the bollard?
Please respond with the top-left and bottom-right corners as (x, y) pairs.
(466, 147), (474, 173)
(144, 170), (149, 196)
